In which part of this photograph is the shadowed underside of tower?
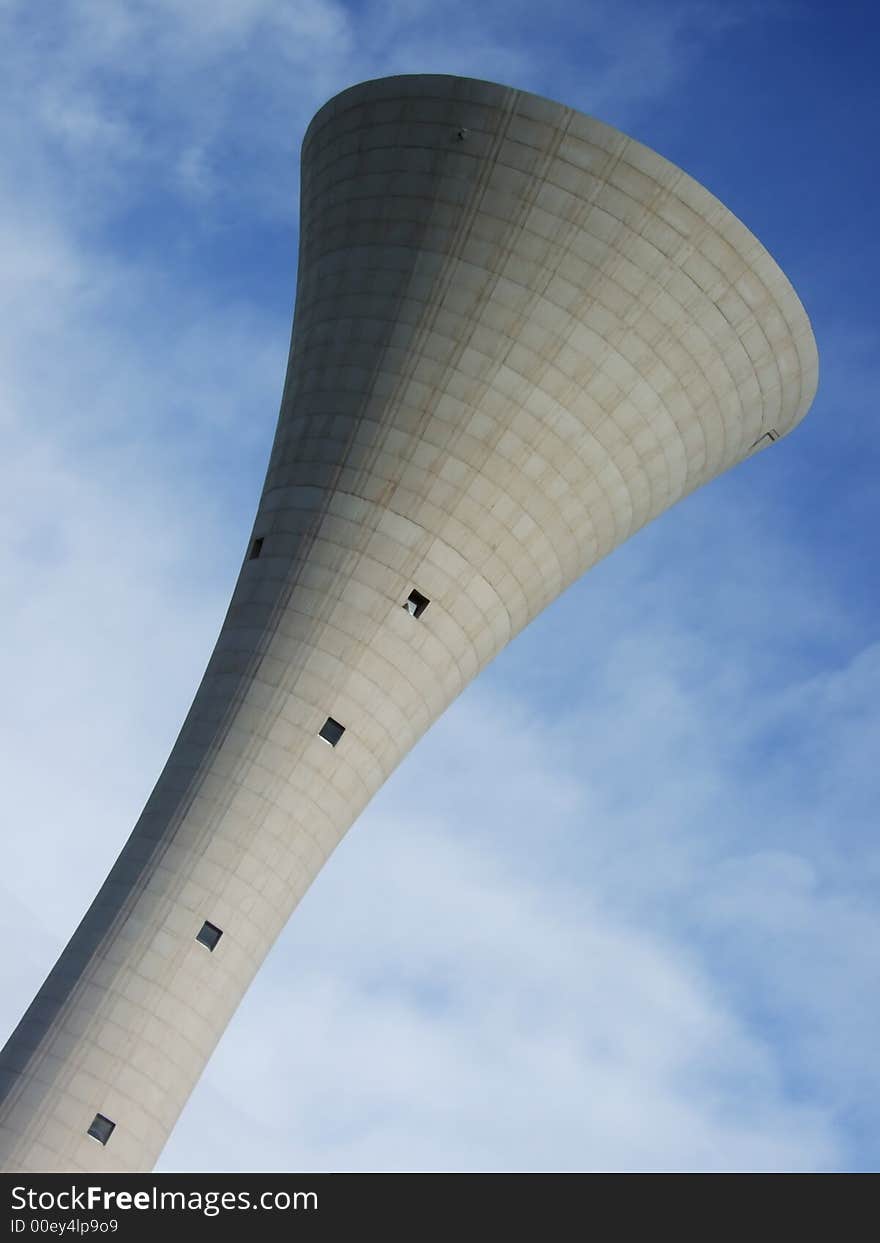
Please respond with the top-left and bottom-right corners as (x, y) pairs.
(0, 74), (817, 1173)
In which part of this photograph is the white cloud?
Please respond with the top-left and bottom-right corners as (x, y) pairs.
(158, 559), (880, 1171)
(0, 0), (763, 228)
(159, 690), (846, 1171)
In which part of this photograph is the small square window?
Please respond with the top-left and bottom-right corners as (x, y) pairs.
(196, 920), (223, 951)
(404, 589), (430, 618)
(249, 536), (264, 560)
(87, 1113), (115, 1146)
(319, 716), (345, 747)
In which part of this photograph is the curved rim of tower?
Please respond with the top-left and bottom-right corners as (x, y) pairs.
(303, 73), (819, 438)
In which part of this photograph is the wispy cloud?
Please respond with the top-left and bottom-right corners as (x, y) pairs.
(0, 0), (765, 228)
(161, 682), (850, 1171)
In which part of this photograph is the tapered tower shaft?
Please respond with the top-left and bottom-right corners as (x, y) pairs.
(0, 74), (817, 1173)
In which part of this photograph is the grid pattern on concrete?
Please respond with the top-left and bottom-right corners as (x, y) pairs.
(0, 74), (817, 1173)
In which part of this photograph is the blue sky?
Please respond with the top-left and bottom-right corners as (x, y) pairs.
(0, 0), (878, 1172)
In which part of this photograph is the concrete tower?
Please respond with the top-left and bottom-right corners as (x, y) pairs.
(0, 74), (817, 1173)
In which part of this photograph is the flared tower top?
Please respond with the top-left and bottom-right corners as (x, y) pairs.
(302, 73), (818, 448)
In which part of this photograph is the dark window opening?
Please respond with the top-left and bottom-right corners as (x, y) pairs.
(319, 716), (345, 747)
(404, 588), (430, 619)
(249, 536), (264, 560)
(87, 1113), (116, 1146)
(750, 430), (780, 450)
(196, 920), (223, 952)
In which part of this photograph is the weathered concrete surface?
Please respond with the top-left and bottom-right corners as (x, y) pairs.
(0, 74), (817, 1173)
